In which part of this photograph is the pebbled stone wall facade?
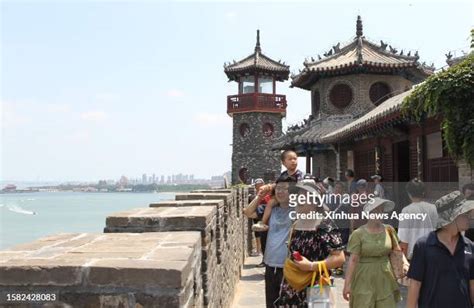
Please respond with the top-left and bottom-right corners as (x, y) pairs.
(232, 112), (282, 184)
(311, 74), (413, 119)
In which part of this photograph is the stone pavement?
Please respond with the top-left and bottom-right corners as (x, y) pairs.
(231, 256), (266, 307)
(232, 256), (408, 308)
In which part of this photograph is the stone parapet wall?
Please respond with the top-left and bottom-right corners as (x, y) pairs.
(104, 206), (218, 306)
(0, 232), (202, 307)
(0, 187), (251, 308)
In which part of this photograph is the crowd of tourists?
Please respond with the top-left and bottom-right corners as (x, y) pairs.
(243, 150), (474, 308)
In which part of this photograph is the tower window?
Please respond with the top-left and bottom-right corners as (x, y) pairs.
(240, 76), (255, 94)
(239, 123), (250, 137)
(258, 77), (273, 94)
(239, 168), (249, 184)
(370, 82), (391, 105)
(329, 83), (353, 109)
(263, 123), (274, 137)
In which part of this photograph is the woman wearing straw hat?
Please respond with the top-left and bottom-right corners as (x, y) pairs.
(406, 191), (474, 308)
(343, 198), (401, 308)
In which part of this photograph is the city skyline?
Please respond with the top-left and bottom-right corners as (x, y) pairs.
(2, 1), (472, 181)
(0, 171), (230, 185)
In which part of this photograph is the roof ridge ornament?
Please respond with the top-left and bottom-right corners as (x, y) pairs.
(356, 15), (363, 37)
(255, 29), (261, 53)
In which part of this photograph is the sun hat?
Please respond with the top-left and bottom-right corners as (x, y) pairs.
(435, 191), (474, 229)
(295, 179), (319, 193)
(356, 179), (368, 188)
(371, 174), (382, 180)
(253, 178), (264, 185)
(323, 177), (335, 185)
(295, 180), (329, 209)
(363, 197), (395, 213)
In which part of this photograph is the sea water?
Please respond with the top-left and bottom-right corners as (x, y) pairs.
(0, 192), (175, 250)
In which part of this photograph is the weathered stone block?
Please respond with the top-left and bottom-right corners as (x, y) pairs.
(88, 259), (191, 288)
(149, 199), (224, 208)
(0, 232), (202, 308)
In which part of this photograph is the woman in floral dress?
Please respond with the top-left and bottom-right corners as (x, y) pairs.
(274, 180), (346, 307)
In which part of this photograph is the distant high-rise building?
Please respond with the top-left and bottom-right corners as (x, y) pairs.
(160, 175), (165, 184)
(152, 174), (156, 183)
(142, 174), (147, 184)
(119, 175), (129, 187)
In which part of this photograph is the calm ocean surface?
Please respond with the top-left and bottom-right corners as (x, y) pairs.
(0, 192), (175, 250)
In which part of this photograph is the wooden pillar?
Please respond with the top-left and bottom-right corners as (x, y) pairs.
(254, 73), (258, 93)
(273, 78), (276, 95)
(306, 151), (312, 174)
(416, 136), (423, 180)
(375, 145), (381, 175)
(335, 145), (341, 181)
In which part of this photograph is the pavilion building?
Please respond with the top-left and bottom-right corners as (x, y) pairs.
(272, 16), (471, 204)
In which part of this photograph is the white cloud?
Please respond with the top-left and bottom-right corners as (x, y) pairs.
(193, 112), (231, 127)
(80, 111), (108, 121)
(166, 89), (185, 98)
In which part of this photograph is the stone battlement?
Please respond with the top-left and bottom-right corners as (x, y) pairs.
(0, 187), (251, 308)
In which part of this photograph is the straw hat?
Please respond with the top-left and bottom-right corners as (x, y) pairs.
(363, 197), (395, 213)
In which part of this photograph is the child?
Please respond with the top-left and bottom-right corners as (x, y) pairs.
(252, 150), (304, 232)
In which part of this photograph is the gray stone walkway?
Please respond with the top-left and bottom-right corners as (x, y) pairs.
(232, 256), (266, 307)
(232, 256), (408, 307)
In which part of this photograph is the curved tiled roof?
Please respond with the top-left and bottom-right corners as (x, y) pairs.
(321, 89), (413, 143)
(272, 115), (354, 150)
(224, 30), (290, 81)
(291, 16), (433, 89)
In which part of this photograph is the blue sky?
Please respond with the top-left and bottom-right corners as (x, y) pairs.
(1, 0), (472, 182)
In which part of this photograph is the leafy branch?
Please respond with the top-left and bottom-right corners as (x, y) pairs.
(402, 54), (474, 167)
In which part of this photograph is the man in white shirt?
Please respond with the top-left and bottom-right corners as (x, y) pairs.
(398, 179), (438, 260)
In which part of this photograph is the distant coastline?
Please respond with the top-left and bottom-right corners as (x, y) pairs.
(1, 183), (212, 194)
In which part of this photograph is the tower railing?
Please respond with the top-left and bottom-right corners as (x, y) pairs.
(227, 93), (287, 115)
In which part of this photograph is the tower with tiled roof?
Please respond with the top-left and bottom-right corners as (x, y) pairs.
(224, 30), (290, 184)
(273, 16), (434, 179)
(291, 15), (433, 120)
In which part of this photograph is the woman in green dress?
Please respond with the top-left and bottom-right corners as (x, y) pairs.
(343, 198), (401, 308)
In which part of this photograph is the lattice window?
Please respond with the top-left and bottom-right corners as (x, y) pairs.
(370, 82), (391, 105)
(262, 122), (274, 137)
(239, 168), (249, 183)
(239, 123), (250, 137)
(329, 84), (353, 109)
